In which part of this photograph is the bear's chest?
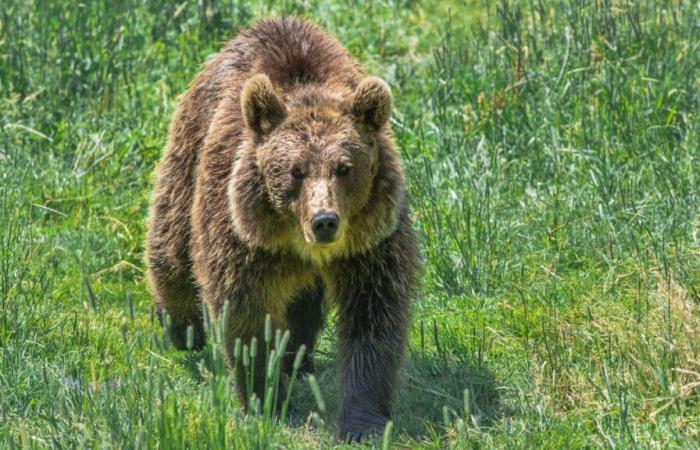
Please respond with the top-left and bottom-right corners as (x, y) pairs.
(239, 251), (320, 322)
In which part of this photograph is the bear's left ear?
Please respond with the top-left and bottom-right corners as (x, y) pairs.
(241, 74), (287, 136)
(351, 77), (392, 130)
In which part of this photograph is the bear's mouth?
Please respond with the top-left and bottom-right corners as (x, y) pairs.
(302, 228), (344, 246)
(295, 224), (346, 263)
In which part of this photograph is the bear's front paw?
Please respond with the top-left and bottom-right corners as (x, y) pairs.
(338, 409), (388, 443)
(168, 322), (206, 351)
(158, 310), (205, 351)
(297, 353), (316, 377)
(284, 352), (316, 379)
(340, 428), (378, 443)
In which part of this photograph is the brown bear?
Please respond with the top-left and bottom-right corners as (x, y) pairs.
(145, 17), (419, 441)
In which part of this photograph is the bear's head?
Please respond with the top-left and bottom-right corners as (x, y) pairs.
(229, 74), (405, 263)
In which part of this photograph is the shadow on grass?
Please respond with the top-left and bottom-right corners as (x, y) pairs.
(285, 349), (502, 440)
(174, 340), (502, 441)
(395, 352), (501, 436)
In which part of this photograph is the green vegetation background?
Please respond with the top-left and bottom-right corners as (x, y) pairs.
(1, 0), (699, 448)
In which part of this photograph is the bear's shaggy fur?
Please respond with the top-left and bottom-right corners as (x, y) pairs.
(146, 17), (419, 441)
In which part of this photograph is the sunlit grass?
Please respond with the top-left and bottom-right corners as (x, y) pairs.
(1, 0), (699, 448)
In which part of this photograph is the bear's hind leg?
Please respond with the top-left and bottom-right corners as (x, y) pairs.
(146, 200), (205, 351)
(284, 279), (325, 377)
(149, 267), (205, 351)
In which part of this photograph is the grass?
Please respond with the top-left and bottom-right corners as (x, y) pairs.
(1, 0), (699, 448)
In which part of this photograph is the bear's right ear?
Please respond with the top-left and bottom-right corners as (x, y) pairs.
(241, 74), (287, 136)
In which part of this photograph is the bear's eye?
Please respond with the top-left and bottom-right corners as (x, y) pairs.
(291, 168), (305, 180)
(337, 164), (350, 177)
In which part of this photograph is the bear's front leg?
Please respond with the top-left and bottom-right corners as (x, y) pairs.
(222, 306), (288, 413)
(331, 220), (418, 442)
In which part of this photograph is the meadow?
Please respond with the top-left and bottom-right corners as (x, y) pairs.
(1, 0), (699, 448)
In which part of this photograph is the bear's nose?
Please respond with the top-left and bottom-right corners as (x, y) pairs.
(310, 212), (339, 243)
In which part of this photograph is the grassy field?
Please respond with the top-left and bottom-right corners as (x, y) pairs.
(1, 0), (699, 448)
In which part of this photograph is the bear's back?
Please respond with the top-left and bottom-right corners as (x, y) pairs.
(225, 17), (364, 90)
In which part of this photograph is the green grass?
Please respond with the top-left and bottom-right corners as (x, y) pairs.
(2, 0), (699, 448)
